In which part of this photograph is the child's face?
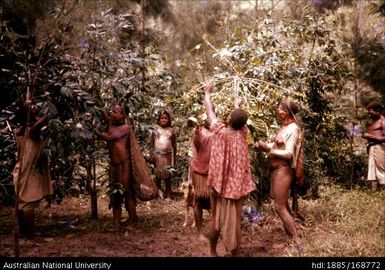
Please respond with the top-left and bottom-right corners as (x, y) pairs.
(159, 113), (170, 127)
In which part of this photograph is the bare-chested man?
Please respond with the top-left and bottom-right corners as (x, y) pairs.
(256, 100), (302, 241)
(97, 105), (137, 232)
(362, 102), (385, 192)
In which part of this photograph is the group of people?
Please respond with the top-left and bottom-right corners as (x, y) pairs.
(12, 83), (385, 256)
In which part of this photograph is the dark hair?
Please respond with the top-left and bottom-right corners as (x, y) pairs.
(157, 109), (172, 127)
(115, 104), (125, 114)
(280, 100), (299, 118)
(367, 101), (384, 112)
(230, 108), (248, 130)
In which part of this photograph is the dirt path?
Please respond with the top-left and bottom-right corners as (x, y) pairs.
(0, 195), (293, 257)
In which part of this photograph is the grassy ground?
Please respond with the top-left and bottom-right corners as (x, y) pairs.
(1, 183), (384, 257)
(282, 184), (385, 256)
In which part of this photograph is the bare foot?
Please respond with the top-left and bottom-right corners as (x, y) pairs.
(128, 217), (138, 225)
(127, 222), (136, 231)
(289, 237), (304, 254)
(125, 224), (135, 234)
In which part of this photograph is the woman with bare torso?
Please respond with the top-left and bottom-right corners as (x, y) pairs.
(150, 110), (176, 199)
(256, 100), (301, 240)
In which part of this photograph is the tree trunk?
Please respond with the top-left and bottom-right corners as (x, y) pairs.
(86, 161), (97, 219)
(91, 159), (98, 219)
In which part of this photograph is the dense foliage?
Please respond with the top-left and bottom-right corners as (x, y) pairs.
(1, 0), (384, 208)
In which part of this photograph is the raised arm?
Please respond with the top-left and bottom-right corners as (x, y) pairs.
(102, 109), (112, 129)
(97, 125), (129, 142)
(233, 91), (240, 109)
(25, 101), (48, 141)
(203, 83), (217, 126)
(28, 115), (47, 141)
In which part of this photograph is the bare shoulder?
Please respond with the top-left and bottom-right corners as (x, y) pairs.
(162, 126), (175, 134)
(169, 126), (176, 134)
(116, 123), (130, 133)
(122, 123), (130, 131)
(381, 116), (385, 131)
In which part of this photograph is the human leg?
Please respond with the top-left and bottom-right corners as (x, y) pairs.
(17, 210), (26, 235)
(122, 163), (138, 224)
(111, 164), (124, 232)
(183, 205), (189, 227)
(371, 144), (385, 191)
(155, 177), (162, 190)
(164, 178), (172, 198)
(286, 201), (294, 217)
(111, 192), (123, 232)
(183, 185), (193, 227)
(371, 181), (378, 192)
(18, 200), (40, 237)
(154, 152), (172, 198)
(23, 209), (35, 237)
(208, 228), (219, 256)
(207, 188), (219, 256)
(193, 200), (203, 233)
(126, 192), (137, 225)
(230, 199), (243, 256)
(113, 206), (122, 232)
(272, 167), (298, 239)
(367, 146), (380, 192)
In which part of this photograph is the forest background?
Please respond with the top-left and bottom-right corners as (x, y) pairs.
(0, 0), (384, 257)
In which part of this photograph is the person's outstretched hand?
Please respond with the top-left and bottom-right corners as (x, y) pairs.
(255, 140), (270, 152)
(203, 82), (213, 94)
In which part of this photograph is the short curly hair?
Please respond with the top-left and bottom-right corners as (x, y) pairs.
(367, 101), (384, 112)
(230, 108), (248, 130)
